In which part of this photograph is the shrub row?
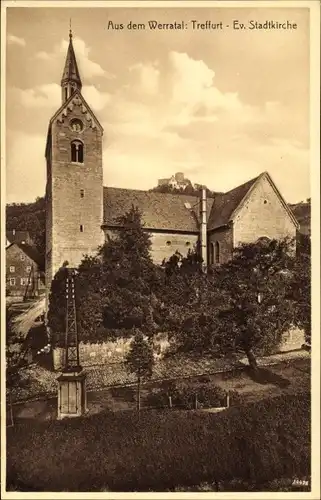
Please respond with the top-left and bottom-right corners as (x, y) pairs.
(145, 380), (242, 409)
(7, 393), (310, 492)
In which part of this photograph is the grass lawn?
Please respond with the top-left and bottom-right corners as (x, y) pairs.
(6, 393), (310, 492)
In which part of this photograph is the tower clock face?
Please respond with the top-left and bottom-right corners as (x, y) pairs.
(70, 119), (84, 133)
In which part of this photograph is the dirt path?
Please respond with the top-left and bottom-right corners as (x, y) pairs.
(9, 355), (310, 423)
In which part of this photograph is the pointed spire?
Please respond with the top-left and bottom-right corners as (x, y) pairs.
(61, 24), (82, 101)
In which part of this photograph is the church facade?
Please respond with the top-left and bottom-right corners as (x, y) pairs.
(45, 31), (299, 299)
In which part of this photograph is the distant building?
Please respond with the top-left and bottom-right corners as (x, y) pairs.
(6, 242), (45, 298)
(157, 172), (192, 190)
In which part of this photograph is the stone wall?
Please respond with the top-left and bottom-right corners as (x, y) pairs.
(233, 174), (297, 248)
(52, 328), (304, 371)
(104, 229), (199, 265)
(52, 332), (170, 371)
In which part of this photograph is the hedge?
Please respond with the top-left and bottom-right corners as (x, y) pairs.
(7, 393), (310, 492)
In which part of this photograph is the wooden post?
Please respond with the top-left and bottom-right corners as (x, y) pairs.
(168, 395), (172, 409)
(226, 392), (230, 408)
(195, 393), (198, 410)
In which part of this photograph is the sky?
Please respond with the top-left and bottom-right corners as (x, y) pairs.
(6, 5), (310, 204)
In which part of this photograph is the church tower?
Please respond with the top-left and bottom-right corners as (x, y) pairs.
(45, 29), (104, 301)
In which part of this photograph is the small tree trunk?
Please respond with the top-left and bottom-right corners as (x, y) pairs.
(245, 348), (258, 370)
(137, 376), (141, 413)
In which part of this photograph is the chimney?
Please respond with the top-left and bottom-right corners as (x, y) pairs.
(200, 187), (207, 271)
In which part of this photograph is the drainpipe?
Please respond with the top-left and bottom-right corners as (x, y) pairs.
(200, 187), (207, 272)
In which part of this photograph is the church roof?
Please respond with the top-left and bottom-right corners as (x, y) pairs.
(61, 31), (82, 88)
(207, 175), (259, 230)
(102, 173), (298, 234)
(207, 171), (299, 231)
(103, 187), (214, 232)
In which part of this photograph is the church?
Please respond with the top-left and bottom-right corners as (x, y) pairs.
(45, 30), (299, 297)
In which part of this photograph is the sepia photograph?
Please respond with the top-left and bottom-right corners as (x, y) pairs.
(1, 0), (320, 496)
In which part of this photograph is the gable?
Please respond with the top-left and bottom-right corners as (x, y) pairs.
(45, 90), (103, 156)
(6, 243), (44, 270)
(232, 172), (298, 228)
(233, 173), (298, 247)
(103, 187), (214, 232)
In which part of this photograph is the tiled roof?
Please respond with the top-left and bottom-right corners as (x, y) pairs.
(6, 230), (32, 245)
(207, 176), (259, 231)
(103, 187), (214, 232)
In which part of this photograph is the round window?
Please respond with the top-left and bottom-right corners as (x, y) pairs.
(70, 119), (84, 133)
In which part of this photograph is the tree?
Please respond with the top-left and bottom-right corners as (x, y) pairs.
(289, 250), (311, 344)
(125, 329), (154, 412)
(47, 206), (162, 344)
(159, 248), (224, 355)
(213, 238), (296, 369)
(6, 346), (28, 427)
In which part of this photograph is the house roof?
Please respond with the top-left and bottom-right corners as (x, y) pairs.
(6, 230), (31, 245)
(207, 176), (259, 231)
(103, 187), (214, 232)
(7, 242), (45, 270)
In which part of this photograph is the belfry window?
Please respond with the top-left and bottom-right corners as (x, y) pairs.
(71, 140), (84, 163)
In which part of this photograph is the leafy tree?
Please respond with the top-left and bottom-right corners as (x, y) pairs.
(125, 329), (154, 412)
(160, 248), (224, 355)
(212, 238), (296, 369)
(288, 250), (311, 344)
(6, 197), (46, 256)
(47, 206), (162, 344)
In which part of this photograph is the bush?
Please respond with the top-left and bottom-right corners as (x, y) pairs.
(145, 380), (228, 409)
(7, 393), (310, 492)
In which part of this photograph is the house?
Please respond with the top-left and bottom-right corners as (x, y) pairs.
(6, 242), (45, 298)
(6, 230), (33, 247)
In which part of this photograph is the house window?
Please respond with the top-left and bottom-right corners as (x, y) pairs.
(71, 140), (84, 163)
(215, 241), (220, 264)
(9, 278), (16, 286)
(80, 225), (84, 232)
(20, 254), (25, 261)
(166, 241), (171, 246)
(26, 266), (32, 272)
(9, 266), (15, 273)
(21, 278), (28, 286)
(80, 189), (85, 198)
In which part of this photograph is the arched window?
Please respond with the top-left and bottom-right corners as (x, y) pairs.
(71, 140), (84, 163)
(209, 242), (214, 265)
(215, 241), (220, 264)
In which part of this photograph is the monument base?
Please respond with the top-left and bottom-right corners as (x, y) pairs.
(57, 367), (87, 420)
